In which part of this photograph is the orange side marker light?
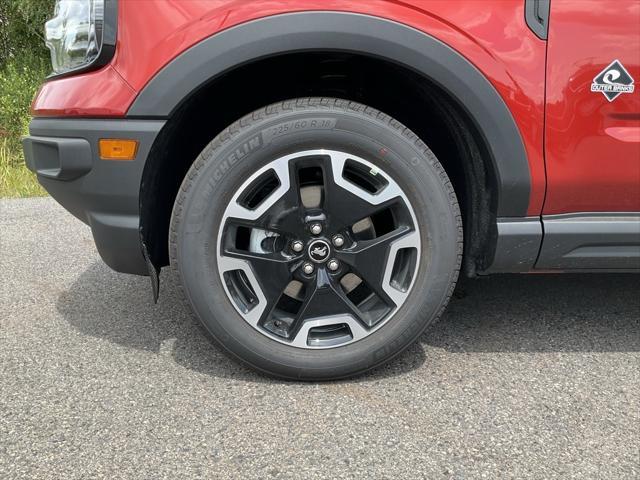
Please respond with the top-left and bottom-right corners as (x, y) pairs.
(99, 139), (139, 160)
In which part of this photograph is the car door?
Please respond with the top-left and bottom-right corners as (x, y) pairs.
(538, 0), (640, 269)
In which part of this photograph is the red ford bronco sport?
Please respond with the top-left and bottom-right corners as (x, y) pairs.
(23, 0), (640, 379)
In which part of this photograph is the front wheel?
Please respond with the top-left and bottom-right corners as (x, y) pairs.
(170, 98), (462, 380)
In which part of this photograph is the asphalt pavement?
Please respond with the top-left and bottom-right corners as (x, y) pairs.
(1, 197), (639, 479)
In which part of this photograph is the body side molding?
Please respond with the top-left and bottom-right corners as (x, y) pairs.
(127, 12), (532, 218)
(537, 213), (640, 270)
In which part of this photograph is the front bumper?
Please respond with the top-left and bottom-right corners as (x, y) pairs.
(23, 118), (165, 275)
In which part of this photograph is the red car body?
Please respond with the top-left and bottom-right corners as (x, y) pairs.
(31, 0), (640, 216)
(26, 0), (640, 278)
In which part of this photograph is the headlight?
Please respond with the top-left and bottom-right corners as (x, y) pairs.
(45, 0), (106, 75)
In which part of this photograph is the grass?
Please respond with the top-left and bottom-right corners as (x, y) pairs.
(0, 52), (49, 198)
(1, 0), (53, 197)
(0, 139), (46, 197)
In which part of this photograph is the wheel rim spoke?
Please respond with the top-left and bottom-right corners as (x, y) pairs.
(322, 151), (404, 231)
(218, 251), (293, 325)
(288, 268), (368, 341)
(224, 157), (306, 237)
(336, 226), (417, 308)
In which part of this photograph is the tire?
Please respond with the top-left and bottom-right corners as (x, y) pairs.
(170, 98), (462, 380)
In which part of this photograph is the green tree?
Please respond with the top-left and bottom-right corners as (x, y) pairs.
(0, 0), (52, 67)
(0, 0), (52, 196)
(1, 0), (52, 148)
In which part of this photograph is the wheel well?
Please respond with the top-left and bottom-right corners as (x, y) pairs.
(140, 52), (498, 277)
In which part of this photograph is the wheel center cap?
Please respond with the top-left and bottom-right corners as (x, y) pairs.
(308, 239), (331, 263)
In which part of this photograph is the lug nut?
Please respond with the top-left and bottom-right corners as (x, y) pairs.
(327, 259), (340, 272)
(302, 262), (315, 275)
(332, 235), (345, 248)
(291, 240), (304, 253)
(309, 223), (322, 235)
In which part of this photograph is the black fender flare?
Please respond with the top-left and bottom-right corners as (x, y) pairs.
(128, 11), (531, 217)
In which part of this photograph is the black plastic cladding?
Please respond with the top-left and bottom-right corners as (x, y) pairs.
(128, 12), (532, 218)
(45, 0), (118, 80)
(25, 117), (165, 275)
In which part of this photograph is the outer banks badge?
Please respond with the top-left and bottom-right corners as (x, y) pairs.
(591, 60), (635, 102)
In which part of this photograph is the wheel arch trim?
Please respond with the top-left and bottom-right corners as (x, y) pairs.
(127, 11), (531, 218)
